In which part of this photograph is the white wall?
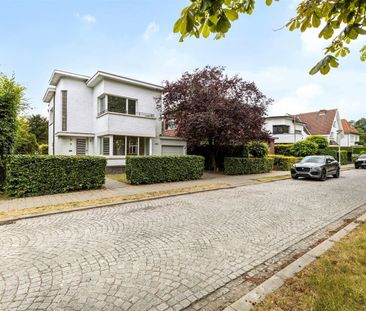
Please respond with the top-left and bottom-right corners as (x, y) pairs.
(340, 134), (360, 146)
(265, 118), (307, 144)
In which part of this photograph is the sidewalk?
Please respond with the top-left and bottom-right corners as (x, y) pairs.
(0, 170), (290, 213)
(0, 164), (354, 217)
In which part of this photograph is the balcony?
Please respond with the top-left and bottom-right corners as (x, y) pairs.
(96, 112), (157, 137)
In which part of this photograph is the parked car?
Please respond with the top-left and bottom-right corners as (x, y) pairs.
(355, 154), (366, 169)
(291, 155), (340, 181)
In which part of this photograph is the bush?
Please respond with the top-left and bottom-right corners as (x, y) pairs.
(248, 141), (268, 158)
(269, 155), (302, 171)
(274, 144), (293, 156)
(5, 155), (106, 197)
(126, 155), (204, 184)
(38, 144), (48, 155)
(352, 146), (366, 155)
(316, 148), (348, 164)
(305, 135), (328, 149)
(291, 140), (318, 157)
(224, 157), (274, 175)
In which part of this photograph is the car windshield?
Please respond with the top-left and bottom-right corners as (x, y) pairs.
(360, 154), (366, 159)
(300, 156), (325, 164)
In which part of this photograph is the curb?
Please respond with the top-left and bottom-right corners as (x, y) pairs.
(224, 211), (366, 311)
(0, 184), (235, 225)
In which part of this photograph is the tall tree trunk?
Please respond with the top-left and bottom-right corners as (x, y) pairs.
(208, 139), (218, 172)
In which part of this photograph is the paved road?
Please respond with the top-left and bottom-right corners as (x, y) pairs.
(1, 170), (366, 311)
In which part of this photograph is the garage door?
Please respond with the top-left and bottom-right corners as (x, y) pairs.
(162, 145), (184, 155)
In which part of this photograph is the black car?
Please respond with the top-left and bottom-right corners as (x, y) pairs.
(291, 155), (340, 181)
(355, 154), (366, 169)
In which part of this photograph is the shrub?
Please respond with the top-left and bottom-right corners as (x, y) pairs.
(305, 135), (328, 149)
(316, 148), (348, 164)
(126, 155), (204, 184)
(352, 146), (366, 155)
(269, 155), (302, 171)
(224, 157), (274, 175)
(248, 141), (269, 158)
(291, 140), (318, 157)
(5, 155), (106, 197)
(38, 144), (48, 155)
(274, 144), (293, 156)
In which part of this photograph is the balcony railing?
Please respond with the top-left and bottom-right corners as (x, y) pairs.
(98, 110), (155, 119)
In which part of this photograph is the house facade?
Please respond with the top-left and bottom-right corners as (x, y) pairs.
(43, 70), (186, 171)
(265, 109), (350, 145)
(340, 119), (360, 147)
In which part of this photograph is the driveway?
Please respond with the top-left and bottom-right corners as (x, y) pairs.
(1, 170), (366, 310)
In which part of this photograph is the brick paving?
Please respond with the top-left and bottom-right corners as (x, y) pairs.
(0, 169), (365, 310)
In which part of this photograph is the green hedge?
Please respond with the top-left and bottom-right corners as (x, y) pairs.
(126, 155), (204, 184)
(269, 155), (302, 171)
(5, 155), (106, 197)
(316, 148), (348, 164)
(352, 146), (366, 155)
(274, 144), (293, 156)
(224, 157), (274, 175)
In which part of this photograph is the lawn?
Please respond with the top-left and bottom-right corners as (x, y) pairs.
(254, 221), (366, 311)
(107, 174), (128, 184)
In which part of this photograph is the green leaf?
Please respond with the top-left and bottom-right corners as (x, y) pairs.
(312, 14), (321, 28)
(266, 0), (273, 6)
(320, 65), (330, 75)
(223, 9), (239, 21)
(202, 21), (210, 38)
(173, 17), (184, 33)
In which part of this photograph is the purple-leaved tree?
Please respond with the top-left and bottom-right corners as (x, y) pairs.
(157, 66), (272, 171)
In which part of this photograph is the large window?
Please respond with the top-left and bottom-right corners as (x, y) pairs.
(61, 90), (67, 131)
(127, 137), (138, 155)
(113, 136), (126, 156)
(98, 94), (137, 115)
(100, 136), (150, 156)
(273, 125), (290, 135)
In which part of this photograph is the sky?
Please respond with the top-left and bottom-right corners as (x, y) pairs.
(0, 0), (365, 120)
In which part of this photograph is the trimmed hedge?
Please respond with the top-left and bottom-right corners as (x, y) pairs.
(126, 155), (204, 184)
(5, 155), (106, 197)
(316, 148), (348, 165)
(224, 157), (274, 175)
(274, 144), (293, 156)
(269, 155), (302, 171)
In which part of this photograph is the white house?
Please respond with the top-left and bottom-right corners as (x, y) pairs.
(340, 119), (360, 147)
(43, 70), (187, 172)
(265, 109), (345, 145)
(264, 115), (308, 144)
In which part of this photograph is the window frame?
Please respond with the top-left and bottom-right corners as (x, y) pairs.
(98, 94), (138, 116)
(61, 90), (67, 131)
(273, 125), (290, 135)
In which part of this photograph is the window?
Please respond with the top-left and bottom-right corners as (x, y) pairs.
(273, 125), (289, 135)
(49, 107), (54, 125)
(295, 130), (302, 135)
(139, 137), (150, 155)
(76, 139), (87, 155)
(108, 95), (127, 114)
(100, 137), (110, 156)
(127, 136), (138, 155)
(113, 136), (126, 156)
(98, 95), (106, 115)
(167, 120), (177, 130)
(128, 99), (136, 115)
(61, 90), (67, 131)
(98, 94), (137, 115)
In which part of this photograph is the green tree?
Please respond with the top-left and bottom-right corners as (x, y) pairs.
(28, 114), (48, 145)
(0, 73), (25, 186)
(14, 118), (38, 155)
(305, 135), (329, 149)
(352, 118), (366, 144)
(291, 140), (318, 157)
(174, 0), (366, 74)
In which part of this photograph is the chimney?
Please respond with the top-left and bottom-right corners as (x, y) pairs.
(319, 109), (327, 116)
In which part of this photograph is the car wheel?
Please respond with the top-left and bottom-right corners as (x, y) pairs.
(355, 165), (359, 169)
(333, 168), (340, 178)
(320, 169), (327, 181)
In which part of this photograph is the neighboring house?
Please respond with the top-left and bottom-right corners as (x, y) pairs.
(43, 70), (187, 172)
(340, 119), (360, 147)
(264, 115), (309, 144)
(265, 109), (344, 145)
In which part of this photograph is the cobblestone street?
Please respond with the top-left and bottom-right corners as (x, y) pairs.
(1, 169), (366, 311)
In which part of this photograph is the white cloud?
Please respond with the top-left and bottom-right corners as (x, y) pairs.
(144, 22), (159, 40)
(75, 13), (96, 24)
(272, 83), (323, 115)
